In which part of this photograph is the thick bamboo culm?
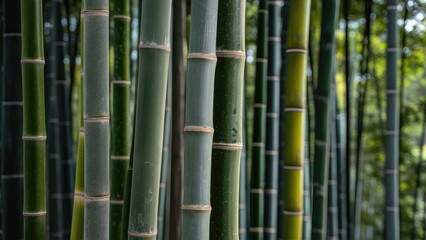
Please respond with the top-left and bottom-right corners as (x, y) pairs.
(127, 0), (172, 239)
(181, 0), (219, 239)
(70, 16), (85, 240)
(210, 0), (245, 239)
(250, 0), (268, 238)
(311, 0), (339, 238)
(82, 0), (110, 238)
(47, 0), (64, 238)
(1, 0), (24, 238)
(384, 0), (399, 238)
(264, 1), (281, 239)
(20, 0), (47, 237)
(110, 0), (131, 238)
(281, 0), (311, 239)
(53, 1), (74, 236)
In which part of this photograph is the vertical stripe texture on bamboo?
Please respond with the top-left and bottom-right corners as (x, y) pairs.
(384, 0), (399, 238)
(210, 0), (245, 239)
(250, 0), (268, 238)
(82, 0), (110, 238)
(281, 0), (311, 239)
(181, 0), (219, 239)
(20, 0), (47, 237)
(2, 0), (24, 238)
(127, 0), (172, 239)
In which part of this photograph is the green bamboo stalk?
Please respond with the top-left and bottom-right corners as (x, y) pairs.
(169, 0), (187, 239)
(250, 1), (268, 238)
(239, 81), (248, 240)
(311, 0), (339, 238)
(210, 0), (245, 239)
(21, 0), (47, 237)
(110, 0), (131, 238)
(277, 2), (289, 238)
(46, 0), (64, 237)
(327, 83), (338, 239)
(53, 1), (74, 237)
(82, 0), (110, 238)
(335, 95), (348, 240)
(158, 65), (172, 240)
(1, 0), (24, 238)
(70, 16), (84, 240)
(302, 118), (311, 240)
(264, 1), (280, 239)
(181, 1), (218, 239)
(127, 0), (172, 239)
(281, 0), (310, 239)
(384, 0), (399, 238)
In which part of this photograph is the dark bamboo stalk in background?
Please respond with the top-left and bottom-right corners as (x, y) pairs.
(239, 78), (248, 240)
(250, 1), (268, 237)
(181, 0), (218, 238)
(21, 0), (47, 237)
(110, 0), (131, 237)
(1, 0), (24, 238)
(264, 1), (281, 238)
(384, 0), (400, 238)
(210, 0), (245, 238)
(302, 118), (311, 240)
(170, 0), (186, 238)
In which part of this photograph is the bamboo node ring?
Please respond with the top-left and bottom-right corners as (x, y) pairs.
(250, 188), (264, 194)
(252, 142), (265, 147)
(249, 227), (264, 233)
(22, 135), (47, 141)
(312, 228), (324, 234)
(84, 195), (110, 201)
(254, 103), (266, 108)
(110, 200), (124, 205)
(216, 50), (246, 59)
(212, 143), (243, 150)
(267, 76), (280, 81)
(23, 211), (47, 216)
(265, 150), (278, 156)
(3, 33), (22, 37)
(264, 228), (277, 233)
(112, 80), (131, 85)
(128, 231), (158, 238)
(286, 48), (308, 54)
(111, 156), (130, 161)
(181, 205), (212, 211)
(264, 189), (278, 194)
(283, 165), (303, 170)
(184, 126), (214, 133)
(284, 108), (305, 112)
(1, 174), (24, 179)
(138, 43), (171, 51)
(268, 36), (281, 42)
(256, 58), (268, 63)
(266, 112), (279, 117)
(21, 59), (45, 65)
(283, 210), (303, 216)
(112, 15), (131, 20)
(81, 9), (109, 16)
(84, 116), (110, 122)
(2, 101), (23, 106)
(187, 53), (217, 61)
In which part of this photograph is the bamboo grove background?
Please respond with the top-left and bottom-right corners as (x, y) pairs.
(0, 0), (425, 239)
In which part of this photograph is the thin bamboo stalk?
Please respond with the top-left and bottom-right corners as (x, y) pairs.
(210, 0), (245, 238)
(311, 0), (339, 238)
(264, 1), (281, 239)
(46, 0), (64, 237)
(110, 0), (131, 238)
(158, 65), (172, 240)
(82, 0), (110, 238)
(70, 16), (84, 240)
(239, 80), (248, 240)
(281, 0), (311, 239)
(169, 0), (186, 238)
(302, 118), (311, 240)
(181, 0), (218, 239)
(384, 0), (400, 238)
(250, 1), (268, 238)
(53, 2), (74, 236)
(277, 2), (289, 239)
(127, 0), (172, 239)
(1, 0), (24, 238)
(21, 0), (47, 237)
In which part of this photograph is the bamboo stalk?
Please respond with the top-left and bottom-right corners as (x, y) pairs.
(210, 0), (245, 239)
(311, 0), (339, 238)
(127, 0), (172, 239)
(21, 0), (47, 237)
(239, 81), (248, 240)
(46, 0), (64, 237)
(158, 65), (172, 240)
(264, 1), (281, 239)
(384, 0), (400, 238)
(169, 0), (187, 239)
(181, 1), (219, 239)
(110, 0), (131, 238)
(82, 0), (110, 238)
(1, 0), (24, 238)
(70, 16), (84, 240)
(250, 1), (268, 238)
(281, 0), (311, 239)
(302, 118), (311, 240)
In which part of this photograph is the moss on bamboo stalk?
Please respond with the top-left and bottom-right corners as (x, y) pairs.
(210, 0), (245, 239)
(281, 0), (311, 239)
(20, 0), (47, 237)
(110, 0), (131, 238)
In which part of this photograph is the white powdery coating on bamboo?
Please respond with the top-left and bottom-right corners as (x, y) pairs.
(112, 80), (131, 85)
(111, 156), (130, 161)
(181, 205), (212, 211)
(138, 43), (171, 52)
(184, 126), (214, 133)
